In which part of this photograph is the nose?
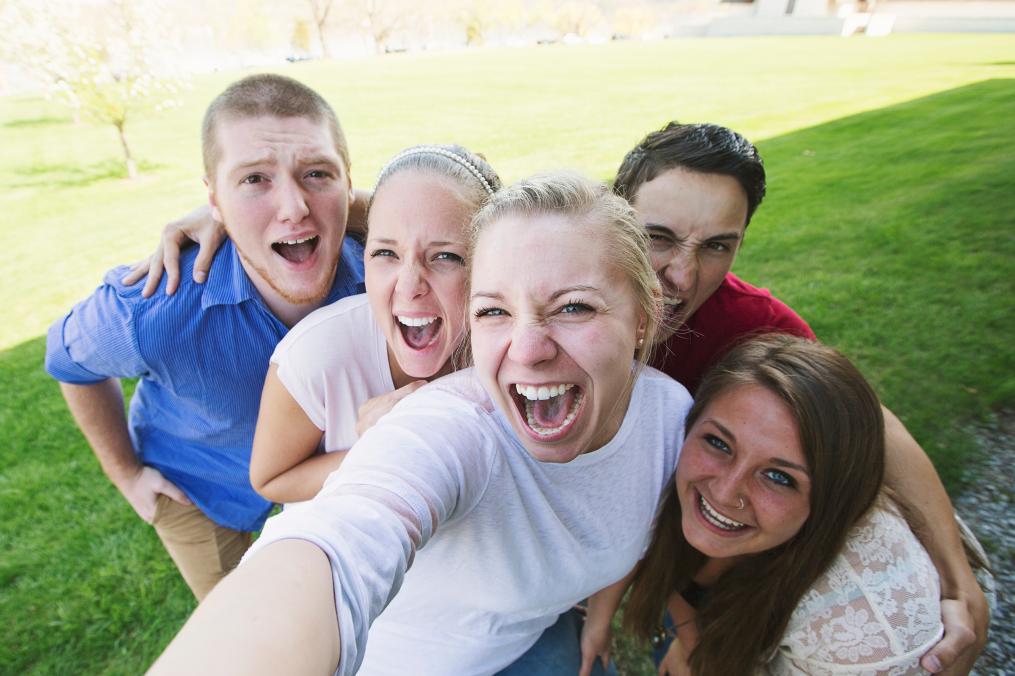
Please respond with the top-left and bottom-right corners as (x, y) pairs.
(662, 248), (698, 295)
(277, 177), (310, 224)
(709, 465), (749, 511)
(394, 260), (429, 299)
(507, 322), (558, 367)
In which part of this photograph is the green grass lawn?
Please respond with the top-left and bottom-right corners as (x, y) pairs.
(2, 34), (1013, 673)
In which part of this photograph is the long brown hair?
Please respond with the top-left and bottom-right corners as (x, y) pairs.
(625, 333), (886, 675)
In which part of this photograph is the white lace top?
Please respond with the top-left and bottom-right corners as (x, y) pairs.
(765, 503), (944, 675)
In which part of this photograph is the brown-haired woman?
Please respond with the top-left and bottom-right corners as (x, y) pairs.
(621, 333), (949, 675)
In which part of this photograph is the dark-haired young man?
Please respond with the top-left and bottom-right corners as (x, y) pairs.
(45, 74), (365, 600)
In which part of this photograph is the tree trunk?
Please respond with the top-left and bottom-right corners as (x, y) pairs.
(115, 120), (138, 179)
(316, 23), (330, 58)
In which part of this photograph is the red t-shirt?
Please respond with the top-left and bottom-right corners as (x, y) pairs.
(651, 273), (815, 395)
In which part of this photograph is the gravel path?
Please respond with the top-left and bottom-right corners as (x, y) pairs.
(953, 410), (1014, 675)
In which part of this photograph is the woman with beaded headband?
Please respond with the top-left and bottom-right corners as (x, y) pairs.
(248, 144), (500, 503)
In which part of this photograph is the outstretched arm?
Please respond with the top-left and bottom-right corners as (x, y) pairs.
(60, 380), (189, 522)
(250, 365), (346, 504)
(882, 406), (987, 673)
(149, 539), (339, 675)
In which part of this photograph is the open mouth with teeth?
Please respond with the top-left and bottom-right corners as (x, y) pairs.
(397, 315), (443, 350)
(510, 382), (585, 441)
(271, 235), (320, 264)
(697, 491), (749, 533)
(662, 297), (687, 324)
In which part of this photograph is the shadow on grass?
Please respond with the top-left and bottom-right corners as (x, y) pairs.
(11, 158), (166, 189)
(3, 115), (69, 128)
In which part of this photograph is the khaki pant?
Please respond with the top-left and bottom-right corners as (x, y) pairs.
(152, 494), (252, 601)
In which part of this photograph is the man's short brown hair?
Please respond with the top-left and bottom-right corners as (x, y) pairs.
(201, 74), (349, 182)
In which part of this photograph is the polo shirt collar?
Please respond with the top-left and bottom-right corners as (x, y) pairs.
(200, 240), (260, 310)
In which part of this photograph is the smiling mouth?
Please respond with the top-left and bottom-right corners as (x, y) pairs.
(511, 383), (584, 439)
(397, 315), (442, 350)
(272, 235), (319, 264)
(698, 492), (749, 532)
(662, 297), (687, 322)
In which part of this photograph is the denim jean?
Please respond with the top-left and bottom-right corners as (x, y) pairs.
(496, 608), (617, 676)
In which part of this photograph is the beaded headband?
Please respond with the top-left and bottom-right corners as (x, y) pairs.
(377, 146), (496, 196)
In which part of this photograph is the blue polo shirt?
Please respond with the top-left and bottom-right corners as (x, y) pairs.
(45, 237), (365, 531)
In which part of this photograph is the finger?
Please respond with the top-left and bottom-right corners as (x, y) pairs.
(158, 479), (192, 505)
(192, 229), (224, 284)
(122, 259), (149, 286)
(578, 653), (593, 676)
(162, 240), (181, 296)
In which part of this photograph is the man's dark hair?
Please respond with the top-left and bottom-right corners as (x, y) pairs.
(613, 122), (767, 226)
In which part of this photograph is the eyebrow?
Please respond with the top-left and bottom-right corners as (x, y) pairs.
(707, 419), (810, 475)
(471, 291), (504, 302)
(549, 285), (598, 301)
(367, 238), (464, 247)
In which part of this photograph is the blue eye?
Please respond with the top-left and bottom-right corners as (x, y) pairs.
(560, 300), (593, 315)
(370, 249), (397, 259)
(433, 252), (464, 264)
(763, 469), (796, 488)
(704, 433), (731, 453)
(474, 306), (506, 318)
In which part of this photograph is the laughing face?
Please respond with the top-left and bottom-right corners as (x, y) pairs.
(469, 213), (646, 463)
(365, 171), (472, 387)
(208, 114), (351, 321)
(676, 384), (811, 563)
(632, 168), (747, 339)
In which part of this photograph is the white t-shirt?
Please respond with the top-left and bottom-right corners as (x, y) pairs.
(766, 502), (944, 675)
(271, 293), (393, 453)
(249, 367), (692, 676)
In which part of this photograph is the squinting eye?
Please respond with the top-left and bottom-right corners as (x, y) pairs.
(560, 302), (593, 315)
(473, 307), (506, 318)
(433, 252), (464, 264)
(370, 249), (396, 259)
(763, 469), (796, 488)
(704, 433), (731, 453)
(305, 170), (332, 180)
(704, 241), (730, 253)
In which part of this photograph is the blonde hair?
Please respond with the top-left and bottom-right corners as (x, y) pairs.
(467, 171), (662, 364)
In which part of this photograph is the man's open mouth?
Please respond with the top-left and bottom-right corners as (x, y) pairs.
(272, 235), (319, 264)
(511, 383), (584, 439)
(397, 315), (442, 350)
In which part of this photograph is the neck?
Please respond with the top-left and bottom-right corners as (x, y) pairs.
(241, 260), (325, 329)
(694, 556), (736, 586)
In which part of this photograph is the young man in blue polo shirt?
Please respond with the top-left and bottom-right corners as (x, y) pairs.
(44, 74), (365, 600)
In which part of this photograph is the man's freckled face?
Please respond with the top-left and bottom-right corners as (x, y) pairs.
(468, 213), (644, 463)
(632, 168), (747, 338)
(209, 114), (351, 308)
